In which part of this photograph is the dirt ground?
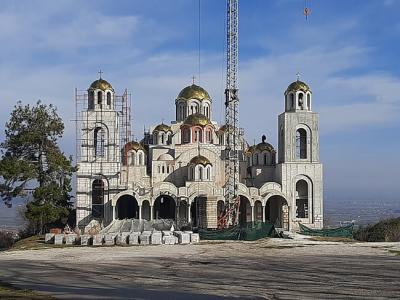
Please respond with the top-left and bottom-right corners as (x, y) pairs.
(0, 237), (399, 299)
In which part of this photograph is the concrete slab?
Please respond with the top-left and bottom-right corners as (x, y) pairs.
(80, 235), (92, 246)
(162, 235), (176, 245)
(65, 234), (77, 245)
(54, 234), (64, 245)
(139, 233), (151, 245)
(116, 233), (129, 245)
(45, 233), (55, 244)
(190, 233), (200, 243)
(104, 234), (116, 246)
(92, 234), (104, 246)
(174, 231), (190, 244)
(128, 232), (140, 245)
(151, 231), (162, 245)
(162, 231), (172, 236)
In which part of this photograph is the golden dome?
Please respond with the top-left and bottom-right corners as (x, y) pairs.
(285, 80), (311, 94)
(177, 84), (211, 102)
(124, 141), (146, 152)
(256, 142), (274, 153)
(245, 145), (256, 156)
(189, 155), (212, 166)
(89, 78), (114, 91)
(183, 113), (212, 127)
(153, 123), (172, 133)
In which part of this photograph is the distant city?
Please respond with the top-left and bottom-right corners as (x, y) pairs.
(1, 197), (399, 232)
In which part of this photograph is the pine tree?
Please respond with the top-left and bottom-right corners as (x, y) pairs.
(0, 101), (76, 234)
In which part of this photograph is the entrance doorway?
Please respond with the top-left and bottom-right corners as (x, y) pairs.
(153, 195), (176, 220)
(265, 196), (289, 230)
(116, 195), (139, 219)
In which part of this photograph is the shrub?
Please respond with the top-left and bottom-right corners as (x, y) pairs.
(0, 231), (15, 249)
(354, 217), (400, 242)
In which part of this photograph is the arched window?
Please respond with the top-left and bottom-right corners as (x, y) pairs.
(97, 91), (103, 105)
(298, 93), (304, 110)
(92, 179), (104, 218)
(94, 127), (105, 157)
(296, 128), (307, 159)
(198, 166), (203, 180)
(88, 91), (94, 109)
(206, 166), (210, 180)
(130, 152), (136, 166)
(162, 166), (165, 173)
(107, 92), (111, 106)
(138, 153), (143, 165)
(264, 153), (267, 165)
(161, 133), (165, 144)
(290, 93), (294, 108)
(158, 165), (161, 173)
(296, 180), (309, 218)
(190, 166), (195, 180)
(194, 129), (202, 143)
(183, 128), (190, 143)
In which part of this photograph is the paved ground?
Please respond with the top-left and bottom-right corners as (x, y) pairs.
(0, 238), (399, 299)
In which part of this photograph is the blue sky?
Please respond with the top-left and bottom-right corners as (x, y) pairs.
(0, 0), (400, 203)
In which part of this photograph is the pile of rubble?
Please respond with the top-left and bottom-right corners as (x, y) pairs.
(45, 230), (199, 246)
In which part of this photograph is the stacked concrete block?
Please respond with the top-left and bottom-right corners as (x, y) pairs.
(104, 234), (116, 246)
(65, 234), (77, 245)
(163, 235), (177, 245)
(139, 232), (151, 245)
(151, 231), (162, 245)
(174, 231), (190, 244)
(45, 233), (55, 244)
(80, 235), (92, 246)
(128, 232), (140, 245)
(190, 233), (200, 243)
(92, 234), (104, 246)
(54, 234), (64, 245)
(116, 233), (129, 245)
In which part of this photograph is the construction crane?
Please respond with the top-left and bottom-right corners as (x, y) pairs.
(223, 0), (240, 227)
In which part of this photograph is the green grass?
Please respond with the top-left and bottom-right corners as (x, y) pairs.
(0, 280), (56, 299)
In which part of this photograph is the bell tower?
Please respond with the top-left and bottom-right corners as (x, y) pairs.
(277, 78), (323, 229)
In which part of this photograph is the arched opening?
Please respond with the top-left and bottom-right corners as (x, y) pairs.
(92, 179), (104, 218)
(296, 128), (307, 159)
(296, 180), (309, 218)
(142, 200), (151, 221)
(265, 196), (289, 230)
(182, 127), (190, 144)
(107, 92), (111, 106)
(154, 195), (176, 220)
(307, 93), (311, 110)
(254, 200), (263, 222)
(88, 91), (95, 109)
(193, 128), (202, 143)
(116, 195), (139, 219)
(97, 91), (103, 106)
(94, 127), (105, 157)
(298, 93), (304, 109)
(191, 196), (207, 228)
(239, 196), (251, 226)
(290, 93), (294, 108)
(178, 200), (188, 222)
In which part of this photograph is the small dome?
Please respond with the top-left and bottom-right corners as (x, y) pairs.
(285, 80), (311, 94)
(124, 141), (145, 152)
(189, 155), (212, 166)
(157, 153), (174, 161)
(177, 84), (211, 102)
(89, 78), (114, 91)
(154, 123), (172, 133)
(183, 113), (212, 127)
(256, 142), (274, 153)
(245, 145), (256, 156)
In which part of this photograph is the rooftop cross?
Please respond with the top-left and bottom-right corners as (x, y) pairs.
(98, 70), (103, 79)
(192, 75), (196, 85)
(296, 72), (301, 81)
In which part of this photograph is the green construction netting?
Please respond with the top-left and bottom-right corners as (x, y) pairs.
(199, 222), (276, 241)
(299, 223), (354, 238)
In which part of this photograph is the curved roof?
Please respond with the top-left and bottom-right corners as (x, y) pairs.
(157, 153), (174, 161)
(177, 84), (211, 102)
(89, 78), (114, 91)
(183, 113), (212, 127)
(256, 142), (275, 153)
(124, 141), (146, 152)
(285, 80), (311, 94)
(245, 145), (257, 156)
(153, 123), (172, 133)
(189, 155), (212, 166)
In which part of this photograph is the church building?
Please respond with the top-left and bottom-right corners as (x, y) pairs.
(75, 78), (323, 231)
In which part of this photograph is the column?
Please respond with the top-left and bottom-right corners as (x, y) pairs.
(188, 202), (191, 222)
(112, 205), (116, 221)
(139, 205), (142, 220)
(251, 205), (255, 223)
(262, 205), (266, 222)
(150, 205), (154, 221)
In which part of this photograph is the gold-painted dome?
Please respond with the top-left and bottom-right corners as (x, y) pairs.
(256, 142), (274, 153)
(124, 141), (145, 152)
(154, 123), (172, 133)
(183, 113), (212, 127)
(245, 145), (256, 156)
(177, 84), (211, 102)
(285, 80), (311, 94)
(189, 155), (212, 166)
(89, 78), (114, 91)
